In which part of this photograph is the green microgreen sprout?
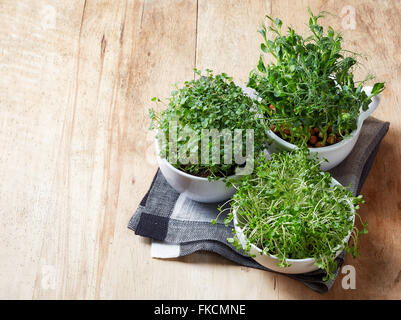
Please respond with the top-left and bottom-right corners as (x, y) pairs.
(149, 69), (267, 179)
(247, 8), (385, 148)
(218, 149), (367, 281)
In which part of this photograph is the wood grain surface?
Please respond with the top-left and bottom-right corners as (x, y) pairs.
(0, 0), (400, 299)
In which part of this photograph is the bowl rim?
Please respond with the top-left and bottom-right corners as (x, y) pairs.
(232, 177), (355, 263)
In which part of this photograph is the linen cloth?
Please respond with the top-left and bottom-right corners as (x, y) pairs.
(128, 117), (389, 293)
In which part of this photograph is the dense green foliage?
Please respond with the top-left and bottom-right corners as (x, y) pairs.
(219, 149), (367, 280)
(247, 9), (384, 147)
(149, 69), (267, 178)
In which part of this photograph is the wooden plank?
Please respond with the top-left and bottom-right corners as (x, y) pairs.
(196, 0), (272, 84)
(96, 0), (199, 299)
(0, 0), (147, 299)
(0, 0), (91, 299)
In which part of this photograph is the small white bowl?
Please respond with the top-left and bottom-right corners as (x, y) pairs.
(232, 177), (355, 274)
(155, 139), (236, 203)
(244, 86), (381, 171)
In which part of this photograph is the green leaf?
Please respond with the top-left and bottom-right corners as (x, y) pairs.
(274, 17), (282, 29)
(261, 43), (268, 53)
(371, 82), (385, 96)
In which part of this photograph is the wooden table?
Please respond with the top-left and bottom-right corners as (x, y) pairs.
(0, 0), (400, 299)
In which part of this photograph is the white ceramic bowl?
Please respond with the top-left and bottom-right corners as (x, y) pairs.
(155, 139), (236, 203)
(244, 86), (381, 171)
(232, 177), (355, 274)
